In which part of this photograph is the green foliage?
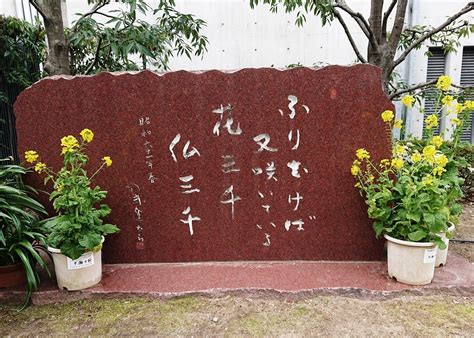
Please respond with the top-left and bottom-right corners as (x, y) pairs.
(0, 161), (48, 310)
(249, 0), (334, 27)
(0, 15), (45, 101)
(68, 0), (208, 74)
(352, 78), (472, 247)
(29, 130), (119, 260)
(399, 21), (474, 56)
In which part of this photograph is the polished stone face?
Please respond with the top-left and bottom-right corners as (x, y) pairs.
(15, 65), (392, 263)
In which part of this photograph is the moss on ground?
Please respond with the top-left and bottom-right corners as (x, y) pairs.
(1, 294), (472, 336)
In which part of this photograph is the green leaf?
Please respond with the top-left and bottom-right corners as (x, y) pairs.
(408, 230), (427, 241)
(100, 224), (120, 234)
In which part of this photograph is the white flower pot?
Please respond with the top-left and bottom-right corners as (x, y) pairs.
(435, 223), (455, 268)
(384, 234), (437, 286)
(47, 238), (104, 291)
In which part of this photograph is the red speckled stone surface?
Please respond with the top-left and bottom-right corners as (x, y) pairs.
(14, 65), (392, 263)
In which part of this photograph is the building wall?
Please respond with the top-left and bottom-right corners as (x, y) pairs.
(3, 0), (474, 139)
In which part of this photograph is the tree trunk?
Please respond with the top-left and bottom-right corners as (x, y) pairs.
(42, 0), (70, 75)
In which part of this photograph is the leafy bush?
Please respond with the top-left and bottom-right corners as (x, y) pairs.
(0, 161), (48, 310)
(0, 15), (45, 98)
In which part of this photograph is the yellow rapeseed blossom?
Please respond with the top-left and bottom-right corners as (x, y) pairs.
(351, 164), (360, 176)
(441, 95), (454, 107)
(422, 174), (434, 186)
(401, 95), (415, 108)
(356, 148), (370, 160)
(381, 110), (394, 123)
(393, 144), (406, 156)
(61, 135), (79, 154)
(454, 103), (464, 115)
(433, 166), (446, 176)
(354, 182), (361, 188)
(425, 114), (438, 129)
(25, 150), (39, 163)
(391, 158), (404, 170)
(380, 159), (390, 167)
(103, 156), (112, 167)
(430, 135), (444, 148)
(80, 128), (94, 143)
(452, 117), (461, 126)
(436, 75), (451, 91)
(411, 151), (422, 163)
(464, 100), (474, 110)
(435, 154), (448, 168)
(394, 119), (403, 129)
(423, 145), (436, 163)
(55, 183), (64, 192)
(34, 162), (46, 173)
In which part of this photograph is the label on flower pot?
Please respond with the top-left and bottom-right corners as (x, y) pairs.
(67, 252), (95, 270)
(423, 248), (437, 264)
(15, 65), (393, 263)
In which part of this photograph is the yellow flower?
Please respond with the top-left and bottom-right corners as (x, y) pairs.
(452, 117), (461, 126)
(391, 158), (404, 170)
(430, 136), (443, 148)
(433, 166), (446, 176)
(422, 174), (434, 186)
(454, 103), (464, 115)
(394, 119), (403, 129)
(381, 110), (394, 123)
(464, 100), (474, 111)
(24, 150), (39, 163)
(60, 135), (79, 154)
(411, 151), (422, 163)
(103, 156), (112, 167)
(423, 145), (436, 163)
(393, 144), (406, 156)
(34, 162), (46, 173)
(401, 95), (415, 108)
(435, 154), (448, 168)
(354, 182), (361, 188)
(351, 164), (360, 176)
(80, 128), (94, 143)
(436, 75), (451, 91)
(425, 114), (438, 129)
(356, 148), (370, 161)
(441, 95), (454, 107)
(368, 175), (375, 182)
(380, 159), (390, 167)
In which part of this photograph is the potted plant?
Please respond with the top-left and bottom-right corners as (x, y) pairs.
(25, 128), (119, 291)
(351, 75), (470, 285)
(0, 159), (49, 310)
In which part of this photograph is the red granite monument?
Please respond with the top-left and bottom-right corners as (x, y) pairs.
(15, 65), (392, 263)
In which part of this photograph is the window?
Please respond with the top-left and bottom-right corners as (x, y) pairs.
(424, 47), (446, 137)
(460, 46), (474, 144)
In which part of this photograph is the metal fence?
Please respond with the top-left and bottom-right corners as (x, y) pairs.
(0, 72), (20, 164)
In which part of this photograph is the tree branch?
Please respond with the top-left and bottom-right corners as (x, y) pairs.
(71, 0), (110, 31)
(382, 0), (397, 37)
(388, 0), (409, 53)
(389, 79), (437, 99)
(369, 0), (384, 43)
(85, 36), (103, 75)
(333, 0), (379, 49)
(29, 0), (48, 20)
(391, 2), (474, 72)
(333, 9), (367, 63)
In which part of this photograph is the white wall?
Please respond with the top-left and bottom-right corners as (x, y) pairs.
(2, 0), (474, 139)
